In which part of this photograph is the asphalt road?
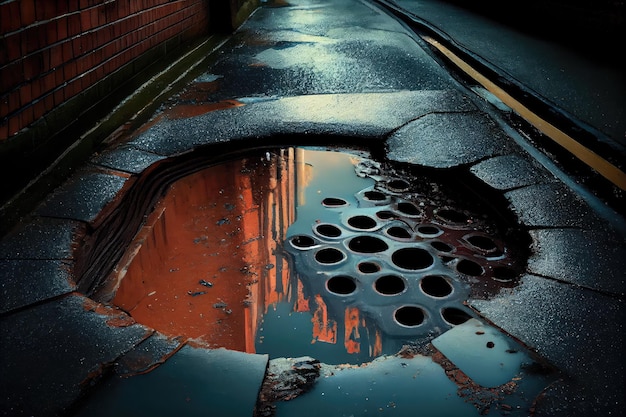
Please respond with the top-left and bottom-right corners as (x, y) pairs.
(1, 1), (624, 416)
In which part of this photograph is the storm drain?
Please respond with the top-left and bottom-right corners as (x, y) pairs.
(284, 150), (526, 342)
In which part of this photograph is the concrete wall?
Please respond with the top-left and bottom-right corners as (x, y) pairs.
(0, 0), (258, 224)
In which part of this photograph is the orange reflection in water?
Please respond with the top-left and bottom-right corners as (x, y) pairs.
(106, 147), (381, 357)
(110, 150), (295, 352)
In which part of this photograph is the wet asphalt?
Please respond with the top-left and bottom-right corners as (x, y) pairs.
(1, 0), (624, 416)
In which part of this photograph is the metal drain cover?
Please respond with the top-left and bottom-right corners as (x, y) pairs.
(282, 147), (527, 356)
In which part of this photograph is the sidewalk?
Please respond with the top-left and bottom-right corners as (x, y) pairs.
(1, 1), (624, 416)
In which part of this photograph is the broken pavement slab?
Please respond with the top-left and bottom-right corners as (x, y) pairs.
(0, 293), (151, 417)
(71, 345), (269, 417)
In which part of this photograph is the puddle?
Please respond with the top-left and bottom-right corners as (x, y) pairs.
(90, 146), (556, 415)
(101, 146), (528, 358)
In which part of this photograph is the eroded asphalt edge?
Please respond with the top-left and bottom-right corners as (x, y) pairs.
(1, 0), (624, 416)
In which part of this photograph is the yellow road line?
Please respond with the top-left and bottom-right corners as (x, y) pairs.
(423, 36), (626, 191)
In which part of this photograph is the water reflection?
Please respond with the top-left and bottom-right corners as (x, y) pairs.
(105, 146), (526, 365)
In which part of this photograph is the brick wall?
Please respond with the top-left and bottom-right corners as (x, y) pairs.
(0, 0), (211, 140)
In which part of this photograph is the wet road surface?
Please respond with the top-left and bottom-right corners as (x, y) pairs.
(1, 1), (624, 416)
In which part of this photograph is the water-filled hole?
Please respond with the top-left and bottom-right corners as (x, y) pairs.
(348, 236), (389, 253)
(387, 178), (410, 191)
(416, 225), (442, 236)
(358, 262), (380, 273)
(431, 241), (454, 253)
(374, 275), (406, 295)
(492, 266), (518, 283)
(391, 247), (434, 270)
(376, 210), (395, 220)
(364, 190), (387, 201)
(387, 226), (412, 239)
(394, 306), (425, 327)
(397, 202), (420, 216)
(291, 235), (316, 248)
(347, 215), (377, 230)
(436, 209), (470, 224)
(322, 197), (348, 207)
(420, 275), (453, 297)
(315, 224), (342, 238)
(457, 259), (484, 276)
(315, 248), (345, 264)
(327, 276), (357, 295)
(441, 307), (472, 325)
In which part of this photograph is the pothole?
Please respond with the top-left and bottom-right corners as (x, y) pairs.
(97, 146), (528, 365)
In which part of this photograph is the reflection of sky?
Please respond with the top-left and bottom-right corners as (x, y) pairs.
(254, 43), (349, 71)
(292, 148), (373, 233)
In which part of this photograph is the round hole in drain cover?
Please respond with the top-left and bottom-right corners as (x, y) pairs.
(315, 223), (342, 238)
(387, 178), (410, 192)
(290, 235), (316, 249)
(430, 240), (454, 253)
(441, 307), (472, 325)
(326, 275), (358, 295)
(391, 247), (434, 270)
(376, 210), (395, 220)
(348, 235), (388, 253)
(394, 306), (425, 327)
(347, 215), (377, 230)
(416, 224), (443, 237)
(358, 261), (380, 273)
(374, 275), (406, 295)
(322, 197), (348, 207)
(464, 233), (501, 255)
(363, 190), (387, 201)
(456, 259), (484, 276)
(420, 275), (453, 298)
(315, 247), (346, 264)
(386, 226), (412, 239)
(396, 202), (420, 216)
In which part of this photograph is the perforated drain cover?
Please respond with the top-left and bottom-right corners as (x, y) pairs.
(283, 147), (527, 351)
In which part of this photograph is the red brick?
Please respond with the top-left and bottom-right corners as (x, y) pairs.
(19, 83), (32, 105)
(0, 61), (22, 92)
(68, 0), (80, 13)
(62, 40), (73, 61)
(57, 1), (69, 15)
(22, 26), (40, 55)
(20, 0), (36, 26)
(50, 44), (64, 68)
(23, 53), (44, 81)
(20, 105), (34, 129)
(55, 17), (68, 42)
(0, 121), (9, 140)
(0, 94), (9, 120)
(32, 98), (46, 120)
(80, 10), (91, 31)
(43, 92), (55, 113)
(68, 13), (81, 36)
(63, 60), (77, 80)
(0, 3), (21, 33)
(42, 72), (56, 93)
(53, 88), (64, 106)
(8, 114), (21, 136)
(45, 21), (58, 44)
(43, 2), (57, 21)
(6, 89), (22, 114)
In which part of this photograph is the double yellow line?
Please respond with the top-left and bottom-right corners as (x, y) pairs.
(424, 36), (626, 191)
